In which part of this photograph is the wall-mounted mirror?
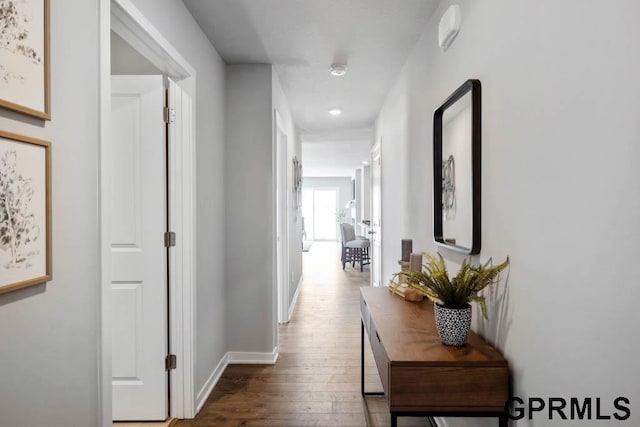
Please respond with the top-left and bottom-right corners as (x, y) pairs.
(433, 79), (481, 254)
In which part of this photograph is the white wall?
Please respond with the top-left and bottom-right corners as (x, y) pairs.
(374, 69), (411, 284)
(225, 64), (277, 353)
(272, 74), (304, 307)
(0, 2), (100, 426)
(224, 64), (302, 352)
(120, 0), (229, 404)
(376, 0), (640, 425)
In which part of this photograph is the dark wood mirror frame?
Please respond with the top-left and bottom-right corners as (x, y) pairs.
(433, 79), (481, 254)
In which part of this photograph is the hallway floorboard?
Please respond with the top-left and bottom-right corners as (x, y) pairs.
(177, 242), (430, 426)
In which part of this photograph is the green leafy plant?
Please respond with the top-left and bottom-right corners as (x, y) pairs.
(335, 208), (349, 224)
(395, 253), (509, 318)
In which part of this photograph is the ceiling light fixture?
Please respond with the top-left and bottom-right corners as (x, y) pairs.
(328, 108), (342, 116)
(329, 64), (348, 76)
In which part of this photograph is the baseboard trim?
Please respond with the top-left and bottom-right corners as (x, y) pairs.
(227, 346), (279, 364)
(193, 348), (280, 416)
(288, 275), (303, 319)
(195, 353), (229, 414)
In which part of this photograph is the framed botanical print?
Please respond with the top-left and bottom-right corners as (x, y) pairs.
(0, 130), (51, 294)
(0, 0), (51, 120)
(292, 156), (303, 222)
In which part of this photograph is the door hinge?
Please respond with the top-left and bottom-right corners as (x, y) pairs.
(164, 231), (176, 248)
(165, 354), (177, 371)
(164, 107), (176, 124)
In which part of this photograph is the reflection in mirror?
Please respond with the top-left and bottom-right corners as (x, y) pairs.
(433, 80), (481, 254)
(442, 91), (472, 248)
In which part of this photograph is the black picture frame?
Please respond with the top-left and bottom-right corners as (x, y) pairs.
(433, 79), (481, 254)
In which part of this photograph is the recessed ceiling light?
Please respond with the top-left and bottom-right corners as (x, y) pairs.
(328, 108), (342, 116)
(362, 161), (370, 165)
(329, 64), (348, 76)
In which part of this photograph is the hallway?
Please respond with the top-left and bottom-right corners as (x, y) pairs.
(178, 242), (430, 426)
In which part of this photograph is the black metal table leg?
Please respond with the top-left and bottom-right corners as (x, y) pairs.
(360, 320), (364, 395)
(391, 412), (398, 427)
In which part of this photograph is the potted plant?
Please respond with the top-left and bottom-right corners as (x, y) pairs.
(397, 253), (509, 346)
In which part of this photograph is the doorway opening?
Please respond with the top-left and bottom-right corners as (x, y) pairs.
(100, 0), (197, 424)
(302, 188), (338, 241)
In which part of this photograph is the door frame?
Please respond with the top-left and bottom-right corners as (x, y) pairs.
(274, 110), (290, 324)
(370, 141), (382, 287)
(99, 0), (197, 424)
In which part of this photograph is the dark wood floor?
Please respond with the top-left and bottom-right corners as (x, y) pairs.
(177, 242), (431, 426)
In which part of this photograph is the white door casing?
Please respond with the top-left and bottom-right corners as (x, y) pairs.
(371, 142), (382, 287)
(101, 1), (197, 424)
(165, 77), (194, 418)
(275, 110), (290, 324)
(111, 75), (168, 421)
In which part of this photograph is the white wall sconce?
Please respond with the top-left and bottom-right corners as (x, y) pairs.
(439, 4), (461, 51)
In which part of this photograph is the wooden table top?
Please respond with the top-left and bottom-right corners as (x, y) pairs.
(361, 287), (507, 367)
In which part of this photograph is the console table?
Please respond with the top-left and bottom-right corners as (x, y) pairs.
(360, 287), (509, 427)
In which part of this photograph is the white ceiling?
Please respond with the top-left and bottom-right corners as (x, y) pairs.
(183, 0), (439, 173)
(302, 138), (371, 178)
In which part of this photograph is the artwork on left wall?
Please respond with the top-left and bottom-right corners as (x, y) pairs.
(292, 156), (302, 222)
(0, 0), (51, 120)
(0, 130), (51, 294)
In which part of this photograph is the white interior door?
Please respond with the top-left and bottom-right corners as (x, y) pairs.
(371, 143), (382, 287)
(111, 75), (168, 421)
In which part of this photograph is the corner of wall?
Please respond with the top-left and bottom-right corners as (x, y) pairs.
(195, 353), (229, 414)
(224, 63), (278, 354)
